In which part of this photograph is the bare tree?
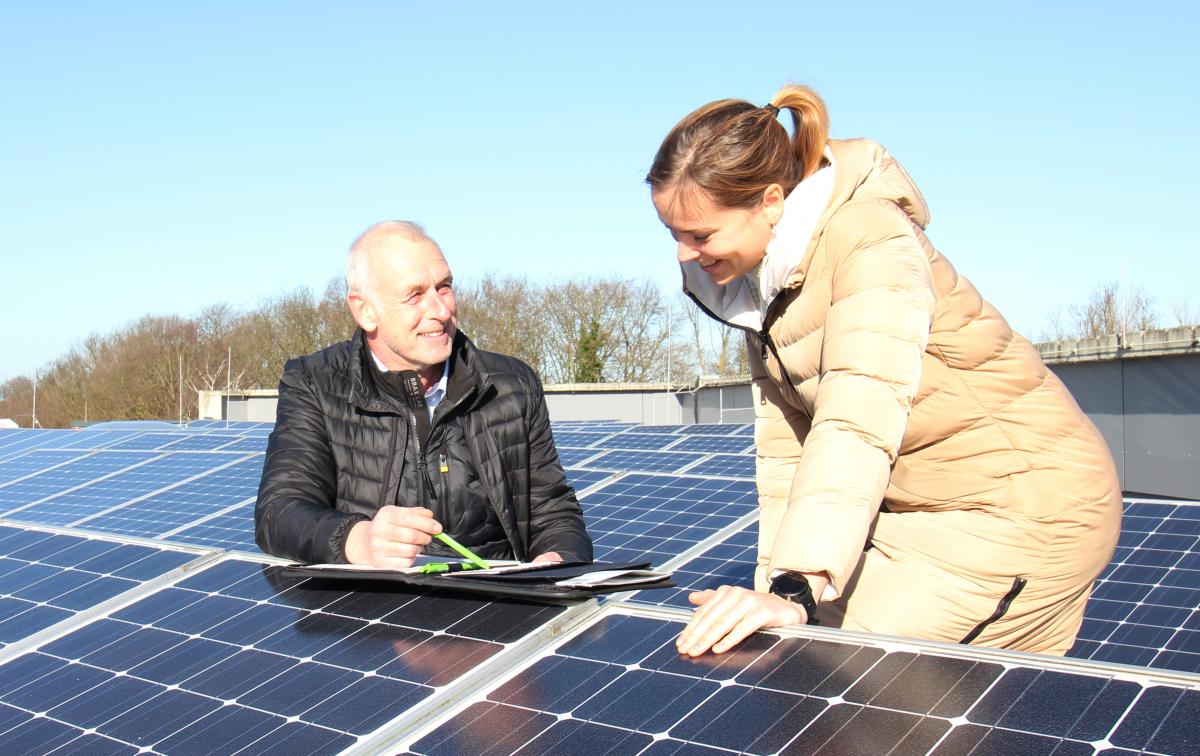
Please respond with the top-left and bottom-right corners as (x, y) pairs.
(455, 274), (547, 373)
(1068, 281), (1158, 338)
(678, 292), (749, 378)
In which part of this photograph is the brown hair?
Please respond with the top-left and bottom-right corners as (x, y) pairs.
(646, 84), (829, 209)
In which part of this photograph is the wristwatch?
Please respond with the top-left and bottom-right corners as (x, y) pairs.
(769, 570), (820, 625)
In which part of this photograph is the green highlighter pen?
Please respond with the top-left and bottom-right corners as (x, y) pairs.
(434, 532), (490, 569)
(418, 562), (484, 574)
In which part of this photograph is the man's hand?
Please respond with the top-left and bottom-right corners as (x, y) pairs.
(676, 585), (806, 657)
(344, 506), (442, 569)
(530, 551), (564, 564)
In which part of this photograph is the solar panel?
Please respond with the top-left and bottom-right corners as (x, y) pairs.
(1068, 498), (1200, 674)
(102, 433), (202, 452)
(0, 555), (570, 754)
(0, 525), (203, 649)
(583, 450), (705, 474)
(593, 433), (682, 451)
(667, 434), (756, 454)
(563, 468), (616, 493)
(405, 607), (1200, 756)
(0, 423), (1196, 754)
(583, 474), (758, 564)
(0, 450), (89, 486)
(76, 456), (265, 539)
(628, 522), (757, 610)
(0, 451), (161, 516)
(682, 452), (756, 479)
(6, 452), (251, 527)
(555, 448), (604, 468)
(160, 434), (245, 452)
(162, 500), (261, 552)
(211, 436), (268, 453)
(549, 431), (609, 448)
(0, 430), (76, 458)
(678, 423), (747, 436)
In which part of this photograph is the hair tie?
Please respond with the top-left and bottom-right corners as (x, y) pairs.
(763, 103), (780, 115)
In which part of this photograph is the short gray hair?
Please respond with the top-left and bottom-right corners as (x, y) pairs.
(346, 220), (440, 299)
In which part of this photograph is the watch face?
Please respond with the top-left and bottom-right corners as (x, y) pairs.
(770, 572), (810, 598)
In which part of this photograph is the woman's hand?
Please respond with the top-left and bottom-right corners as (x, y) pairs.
(676, 585), (807, 656)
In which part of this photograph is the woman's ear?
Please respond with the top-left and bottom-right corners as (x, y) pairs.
(762, 183), (785, 225)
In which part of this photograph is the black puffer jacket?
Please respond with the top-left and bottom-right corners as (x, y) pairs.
(254, 329), (592, 564)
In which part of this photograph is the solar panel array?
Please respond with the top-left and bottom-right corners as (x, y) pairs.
(0, 421), (1196, 754)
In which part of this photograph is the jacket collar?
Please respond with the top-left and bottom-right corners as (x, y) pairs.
(347, 328), (492, 414)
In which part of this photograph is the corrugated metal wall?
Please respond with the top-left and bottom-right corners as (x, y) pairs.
(1051, 354), (1200, 498)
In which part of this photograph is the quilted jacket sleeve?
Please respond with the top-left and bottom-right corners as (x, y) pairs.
(767, 200), (934, 598)
(524, 369), (594, 563)
(750, 335), (812, 592)
(255, 360), (368, 564)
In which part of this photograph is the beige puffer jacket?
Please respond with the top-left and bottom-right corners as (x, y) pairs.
(684, 138), (1121, 599)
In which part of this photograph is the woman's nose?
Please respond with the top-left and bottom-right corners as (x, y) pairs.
(677, 241), (700, 263)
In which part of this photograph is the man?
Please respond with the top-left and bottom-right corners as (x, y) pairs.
(255, 221), (591, 567)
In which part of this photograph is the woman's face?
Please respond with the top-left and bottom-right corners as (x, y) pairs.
(652, 183), (782, 287)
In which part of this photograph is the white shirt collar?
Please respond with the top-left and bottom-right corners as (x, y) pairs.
(369, 350), (450, 418)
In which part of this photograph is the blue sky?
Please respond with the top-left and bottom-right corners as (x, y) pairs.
(2, 2), (1197, 383)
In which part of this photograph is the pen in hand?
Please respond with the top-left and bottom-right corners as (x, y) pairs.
(434, 532), (490, 569)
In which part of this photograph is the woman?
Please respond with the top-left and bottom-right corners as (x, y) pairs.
(648, 85), (1121, 657)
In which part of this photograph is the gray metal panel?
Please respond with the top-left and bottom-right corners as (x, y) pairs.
(1050, 361), (1126, 486)
(1124, 355), (1200, 498)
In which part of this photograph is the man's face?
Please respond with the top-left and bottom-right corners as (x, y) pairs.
(354, 238), (457, 373)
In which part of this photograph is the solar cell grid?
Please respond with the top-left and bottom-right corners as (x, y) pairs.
(159, 434), (245, 452)
(102, 433), (201, 452)
(584, 449), (704, 474)
(213, 436), (268, 453)
(683, 452), (755, 479)
(7, 452), (249, 527)
(0, 451), (160, 516)
(667, 434), (756, 454)
(39, 430), (140, 451)
(0, 556), (569, 754)
(555, 448), (603, 468)
(628, 522), (757, 609)
(582, 474), (758, 564)
(408, 608), (1200, 756)
(593, 433), (682, 451)
(678, 423), (747, 436)
(0, 430), (76, 457)
(0, 526), (200, 650)
(563, 469), (615, 493)
(1068, 499), (1200, 674)
(549, 431), (609, 448)
(77, 456), (265, 539)
(163, 501), (260, 553)
(0, 450), (89, 487)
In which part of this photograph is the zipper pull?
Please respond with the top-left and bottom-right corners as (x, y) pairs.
(438, 451), (449, 475)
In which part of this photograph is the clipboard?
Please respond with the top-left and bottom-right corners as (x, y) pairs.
(279, 560), (675, 606)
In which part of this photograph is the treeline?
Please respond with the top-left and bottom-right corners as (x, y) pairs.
(0, 275), (747, 428)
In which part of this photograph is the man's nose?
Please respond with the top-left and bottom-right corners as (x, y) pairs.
(677, 241), (700, 263)
(424, 291), (452, 320)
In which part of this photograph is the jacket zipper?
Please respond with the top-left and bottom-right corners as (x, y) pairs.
(409, 410), (435, 508)
(438, 449), (449, 507)
(959, 577), (1028, 645)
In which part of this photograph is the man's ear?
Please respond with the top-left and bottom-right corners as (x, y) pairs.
(347, 292), (378, 334)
